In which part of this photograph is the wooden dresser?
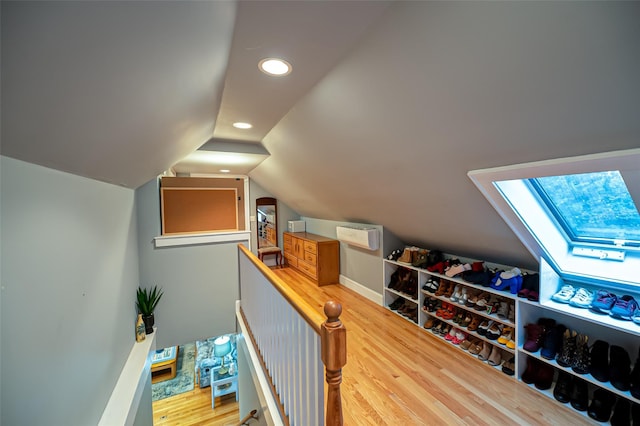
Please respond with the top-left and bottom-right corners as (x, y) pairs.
(283, 232), (340, 286)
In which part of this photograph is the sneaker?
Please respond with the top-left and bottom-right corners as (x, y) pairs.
(551, 284), (575, 303)
(633, 307), (640, 325)
(568, 287), (594, 308)
(590, 290), (617, 314)
(610, 295), (638, 320)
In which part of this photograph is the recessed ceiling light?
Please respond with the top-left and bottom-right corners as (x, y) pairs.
(233, 122), (253, 129)
(220, 169), (230, 173)
(259, 58), (292, 76)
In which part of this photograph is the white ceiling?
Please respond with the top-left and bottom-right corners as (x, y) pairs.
(3, 1), (640, 268)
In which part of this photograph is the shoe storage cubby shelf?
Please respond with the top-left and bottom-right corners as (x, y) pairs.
(383, 255), (526, 376)
(385, 253), (640, 423)
(516, 258), (640, 422)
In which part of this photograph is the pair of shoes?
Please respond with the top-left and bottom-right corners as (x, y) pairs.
(590, 340), (633, 391)
(551, 284), (575, 303)
(461, 270), (492, 287)
(553, 370), (573, 403)
(477, 320), (492, 336)
(496, 301), (510, 319)
(523, 323), (544, 352)
(397, 247), (419, 265)
(568, 287), (595, 308)
(388, 297), (404, 310)
(468, 340), (483, 355)
(485, 322), (503, 340)
(490, 268), (523, 294)
(556, 328), (577, 367)
(422, 279), (439, 293)
(387, 248), (403, 261)
(412, 249), (429, 268)
(588, 388), (616, 422)
(487, 346), (503, 366)
(497, 327), (515, 349)
(521, 357), (554, 390)
(571, 333), (590, 375)
(631, 347), (640, 399)
(445, 263), (471, 277)
(467, 316), (482, 332)
(423, 317), (435, 329)
(517, 273), (540, 301)
(591, 290), (618, 313)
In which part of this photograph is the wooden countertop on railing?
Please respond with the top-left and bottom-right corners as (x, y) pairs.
(271, 267), (594, 426)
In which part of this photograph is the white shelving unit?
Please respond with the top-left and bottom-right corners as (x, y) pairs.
(516, 258), (640, 423)
(383, 255), (527, 377)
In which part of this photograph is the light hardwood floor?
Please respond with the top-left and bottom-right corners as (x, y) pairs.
(153, 385), (239, 426)
(270, 267), (595, 426)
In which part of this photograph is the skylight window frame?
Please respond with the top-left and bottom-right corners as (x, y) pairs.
(468, 148), (640, 291)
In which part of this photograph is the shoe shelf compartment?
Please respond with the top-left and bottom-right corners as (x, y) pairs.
(518, 302), (640, 409)
(420, 288), (515, 329)
(519, 381), (601, 425)
(386, 287), (419, 303)
(421, 307), (516, 355)
(422, 317), (513, 374)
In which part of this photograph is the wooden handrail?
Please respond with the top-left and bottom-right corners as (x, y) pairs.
(238, 243), (324, 333)
(238, 244), (346, 425)
(321, 301), (347, 426)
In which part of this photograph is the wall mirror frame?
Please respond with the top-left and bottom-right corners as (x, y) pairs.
(256, 197), (278, 249)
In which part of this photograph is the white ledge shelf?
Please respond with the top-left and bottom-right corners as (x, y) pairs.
(154, 231), (251, 248)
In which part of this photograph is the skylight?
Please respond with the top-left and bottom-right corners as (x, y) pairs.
(530, 171), (640, 247)
(468, 148), (640, 291)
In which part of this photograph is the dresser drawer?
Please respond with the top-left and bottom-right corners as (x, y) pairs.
(284, 253), (298, 268)
(283, 241), (293, 254)
(303, 241), (317, 255)
(283, 233), (292, 245)
(304, 251), (317, 265)
(297, 260), (317, 279)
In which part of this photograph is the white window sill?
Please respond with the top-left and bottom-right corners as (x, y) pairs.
(154, 231), (251, 248)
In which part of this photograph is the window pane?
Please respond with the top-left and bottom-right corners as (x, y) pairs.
(531, 171), (640, 245)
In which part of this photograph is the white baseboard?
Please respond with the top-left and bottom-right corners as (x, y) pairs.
(339, 275), (383, 305)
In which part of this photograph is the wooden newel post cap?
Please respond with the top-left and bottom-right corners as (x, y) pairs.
(324, 300), (342, 323)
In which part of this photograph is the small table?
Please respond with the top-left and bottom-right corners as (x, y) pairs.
(151, 346), (179, 384)
(258, 246), (283, 267)
(210, 364), (238, 408)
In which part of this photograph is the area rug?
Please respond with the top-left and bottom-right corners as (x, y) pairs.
(152, 342), (195, 401)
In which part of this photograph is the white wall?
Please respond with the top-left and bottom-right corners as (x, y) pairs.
(0, 156), (139, 426)
(136, 179), (240, 349)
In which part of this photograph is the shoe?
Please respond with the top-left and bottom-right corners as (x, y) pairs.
(474, 293), (490, 311)
(477, 320), (491, 336)
(591, 290), (617, 314)
(450, 284), (462, 302)
(521, 357), (540, 384)
(534, 363), (555, 390)
(434, 279), (447, 297)
(523, 323), (544, 352)
(461, 270), (492, 287)
(460, 338), (473, 351)
(497, 301), (509, 319)
(556, 329), (577, 367)
(465, 292), (478, 308)
(553, 371), (573, 403)
(570, 378), (589, 411)
(388, 297), (404, 310)
(458, 288), (468, 305)
(467, 316), (481, 332)
(460, 314), (472, 328)
(423, 318), (435, 329)
(551, 284), (575, 303)
(630, 347), (640, 399)
(610, 345), (631, 391)
(501, 356), (515, 375)
(485, 322), (503, 340)
(412, 249), (429, 268)
(588, 388), (616, 422)
(589, 340), (610, 382)
(568, 287), (595, 308)
(541, 324), (566, 360)
(444, 326), (457, 341)
(443, 281), (455, 298)
(518, 273), (540, 301)
(571, 333), (590, 375)
(632, 401), (640, 425)
(611, 399), (630, 426)
(478, 342), (492, 361)
(610, 295), (639, 320)
(468, 340), (483, 355)
(633, 307), (640, 325)
(387, 249), (403, 261)
(490, 268), (523, 294)
(452, 330), (467, 345)
(488, 346), (502, 366)
(441, 305), (456, 320)
(397, 247), (415, 264)
(497, 327), (513, 346)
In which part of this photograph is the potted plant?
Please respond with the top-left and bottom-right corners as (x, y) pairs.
(136, 285), (163, 334)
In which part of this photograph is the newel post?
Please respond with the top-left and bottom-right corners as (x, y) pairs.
(321, 301), (347, 426)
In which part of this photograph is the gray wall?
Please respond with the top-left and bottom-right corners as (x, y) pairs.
(302, 217), (383, 294)
(136, 178), (239, 349)
(0, 156), (139, 426)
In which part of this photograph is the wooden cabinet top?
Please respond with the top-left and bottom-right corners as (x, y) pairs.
(284, 232), (338, 243)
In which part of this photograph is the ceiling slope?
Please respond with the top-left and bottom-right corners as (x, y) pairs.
(1, 1), (236, 188)
(250, 1), (640, 267)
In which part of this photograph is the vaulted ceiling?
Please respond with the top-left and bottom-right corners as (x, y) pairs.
(3, 1), (640, 268)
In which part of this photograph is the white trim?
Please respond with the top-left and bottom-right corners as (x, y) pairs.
(99, 329), (156, 426)
(339, 274), (383, 305)
(235, 300), (285, 426)
(154, 231), (251, 248)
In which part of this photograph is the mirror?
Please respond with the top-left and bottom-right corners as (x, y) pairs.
(256, 197), (278, 249)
